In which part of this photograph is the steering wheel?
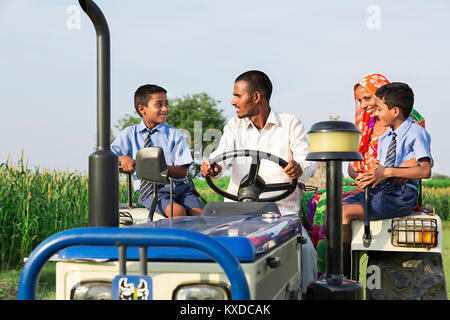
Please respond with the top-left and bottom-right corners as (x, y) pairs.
(205, 149), (298, 202)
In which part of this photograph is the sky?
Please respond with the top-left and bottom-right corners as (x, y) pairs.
(1, 0), (450, 177)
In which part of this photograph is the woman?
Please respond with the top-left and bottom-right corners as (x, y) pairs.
(350, 74), (424, 177)
(301, 74), (425, 276)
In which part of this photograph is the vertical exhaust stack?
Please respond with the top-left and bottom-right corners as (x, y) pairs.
(79, 0), (119, 227)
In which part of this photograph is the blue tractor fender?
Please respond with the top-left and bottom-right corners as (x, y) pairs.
(18, 227), (251, 300)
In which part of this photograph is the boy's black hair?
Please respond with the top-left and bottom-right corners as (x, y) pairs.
(375, 82), (414, 119)
(235, 70), (273, 100)
(134, 84), (167, 117)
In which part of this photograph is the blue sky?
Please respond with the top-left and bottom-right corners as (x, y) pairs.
(1, 0), (450, 176)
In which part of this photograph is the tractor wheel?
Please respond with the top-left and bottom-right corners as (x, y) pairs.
(365, 251), (447, 300)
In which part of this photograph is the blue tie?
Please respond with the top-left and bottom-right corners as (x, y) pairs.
(140, 129), (154, 199)
(384, 131), (397, 168)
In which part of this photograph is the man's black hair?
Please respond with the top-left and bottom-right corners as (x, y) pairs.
(375, 82), (414, 119)
(134, 84), (167, 117)
(235, 70), (273, 100)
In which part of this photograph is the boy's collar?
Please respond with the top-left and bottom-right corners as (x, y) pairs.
(138, 120), (167, 133)
(386, 117), (412, 139)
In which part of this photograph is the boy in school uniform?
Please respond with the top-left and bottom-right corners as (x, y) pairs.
(111, 84), (203, 218)
(340, 82), (433, 276)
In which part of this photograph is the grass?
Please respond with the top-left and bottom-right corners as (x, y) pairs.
(423, 187), (450, 221)
(0, 262), (55, 300)
(442, 221), (450, 300)
(192, 176), (230, 203)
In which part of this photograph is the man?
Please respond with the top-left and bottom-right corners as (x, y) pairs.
(201, 70), (317, 294)
(201, 70), (317, 214)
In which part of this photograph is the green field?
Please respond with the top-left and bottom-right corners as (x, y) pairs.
(443, 221), (450, 299)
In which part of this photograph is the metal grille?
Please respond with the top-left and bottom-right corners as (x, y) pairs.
(391, 217), (438, 248)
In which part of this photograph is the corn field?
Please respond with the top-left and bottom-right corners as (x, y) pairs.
(422, 187), (450, 221)
(0, 158), (88, 271)
(0, 158), (449, 271)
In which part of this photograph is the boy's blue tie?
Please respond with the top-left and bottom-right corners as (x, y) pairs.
(140, 129), (154, 199)
(384, 131), (397, 168)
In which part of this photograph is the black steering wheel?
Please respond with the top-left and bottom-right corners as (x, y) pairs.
(205, 149), (298, 202)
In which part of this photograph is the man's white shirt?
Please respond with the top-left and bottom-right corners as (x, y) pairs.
(209, 110), (317, 215)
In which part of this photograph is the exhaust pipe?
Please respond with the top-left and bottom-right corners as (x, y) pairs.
(79, 0), (118, 227)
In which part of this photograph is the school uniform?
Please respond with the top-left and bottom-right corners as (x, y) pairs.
(111, 121), (202, 216)
(344, 117), (432, 219)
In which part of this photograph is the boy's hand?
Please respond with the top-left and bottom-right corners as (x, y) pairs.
(354, 172), (368, 188)
(201, 159), (222, 177)
(284, 160), (303, 179)
(358, 166), (389, 188)
(354, 160), (383, 188)
(118, 155), (136, 173)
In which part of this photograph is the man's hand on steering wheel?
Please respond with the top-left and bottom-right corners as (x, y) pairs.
(201, 158), (222, 177)
(201, 150), (298, 203)
(283, 160), (303, 180)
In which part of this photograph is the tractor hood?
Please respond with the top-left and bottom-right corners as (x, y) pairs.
(57, 214), (302, 262)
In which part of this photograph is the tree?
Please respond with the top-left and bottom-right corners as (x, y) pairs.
(431, 173), (450, 179)
(113, 93), (227, 177)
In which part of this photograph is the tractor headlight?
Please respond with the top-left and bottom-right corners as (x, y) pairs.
(71, 281), (112, 300)
(391, 217), (438, 248)
(173, 282), (230, 300)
